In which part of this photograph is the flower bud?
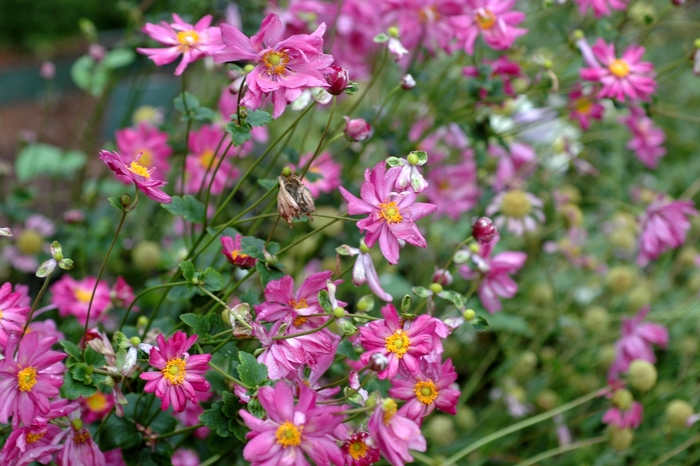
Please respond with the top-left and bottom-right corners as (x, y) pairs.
(356, 295), (374, 312)
(337, 319), (358, 336)
(535, 389), (560, 411)
(333, 307), (345, 319)
(666, 400), (694, 429)
(472, 217), (498, 244)
(40, 61), (55, 80)
(463, 309), (476, 321)
(343, 117), (372, 142)
(132, 241), (162, 272)
(425, 415), (456, 446)
(671, 0), (685, 5)
(612, 389), (634, 411)
(88, 43), (107, 62)
(129, 336), (142, 346)
(325, 65), (349, 95)
(583, 306), (609, 332)
(368, 353), (388, 372)
(63, 209), (85, 224)
(609, 426), (633, 451)
(606, 266), (636, 294)
(387, 26), (399, 38)
(136, 316), (149, 327)
(401, 74), (416, 90)
(627, 360), (657, 391)
(429, 283), (443, 295)
(243, 64), (255, 73)
(432, 269), (453, 286)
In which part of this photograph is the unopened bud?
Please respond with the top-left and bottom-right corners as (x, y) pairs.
(71, 418), (84, 430)
(359, 240), (371, 254)
(40, 61), (55, 80)
(88, 43), (107, 62)
(463, 309), (476, 321)
(344, 117), (372, 142)
(333, 307), (345, 319)
(387, 26), (399, 38)
(136, 316), (149, 327)
(120, 193), (132, 208)
(432, 269), (453, 286)
(472, 217), (498, 244)
(612, 389), (634, 411)
(573, 29), (585, 40)
(666, 400), (694, 429)
(368, 353), (389, 372)
(325, 65), (349, 95)
(627, 360), (657, 391)
(609, 426), (634, 451)
(104, 376), (115, 387)
(356, 295), (374, 312)
(401, 74), (416, 90)
(130, 336), (141, 346)
(337, 319), (357, 336)
(243, 64), (255, 73)
(606, 266), (636, 294)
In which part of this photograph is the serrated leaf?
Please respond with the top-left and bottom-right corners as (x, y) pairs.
(192, 106), (217, 122)
(85, 347), (106, 367)
(256, 262), (285, 287)
(225, 121), (252, 146)
(246, 109), (273, 127)
(180, 313), (210, 337)
(238, 352), (268, 387)
(200, 400), (232, 437)
(60, 340), (82, 361)
(412, 286), (432, 298)
(70, 364), (91, 382)
(97, 414), (142, 451)
(241, 237), (267, 261)
(179, 261), (196, 281)
(60, 370), (96, 399)
(471, 315), (490, 332)
(161, 195), (205, 224)
(318, 290), (332, 313)
(201, 267), (224, 292)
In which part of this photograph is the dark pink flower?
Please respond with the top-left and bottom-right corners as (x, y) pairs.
(342, 431), (380, 466)
(139, 331), (211, 413)
(115, 123), (172, 176)
(451, 0), (527, 55)
(603, 402), (644, 429)
(637, 196), (697, 266)
(239, 382), (345, 465)
(183, 124), (239, 195)
(255, 271), (335, 323)
(383, 0), (462, 54)
(137, 14), (223, 76)
(292, 152), (342, 197)
(488, 142), (537, 192)
(358, 304), (435, 380)
(0, 282), (29, 349)
(325, 65), (350, 95)
(0, 332), (66, 427)
(99, 150), (172, 204)
(459, 235), (527, 313)
(55, 414), (105, 466)
(568, 84), (605, 130)
(575, 0), (629, 17)
(389, 359), (460, 423)
(340, 162), (436, 265)
(3, 215), (55, 274)
(50, 275), (112, 325)
(344, 117), (372, 141)
(473, 217), (498, 244)
(221, 234), (257, 268)
(80, 391), (114, 424)
(214, 13), (334, 118)
(425, 151), (479, 220)
(110, 276), (137, 311)
(620, 107), (666, 169)
(172, 448), (200, 466)
(367, 398), (426, 466)
(579, 38), (656, 102)
(337, 243), (393, 302)
(608, 307), (668, 381)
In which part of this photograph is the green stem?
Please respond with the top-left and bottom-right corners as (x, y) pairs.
(199, 287), (251, 329)
(273, 318), (333, 340)
(276, 218), (343, 255)
(209, 361), (250, 388)
(158, 423), (204, 440)
(19, 274), (52, 345)
(441, 387), (607, 465)
(514, 436), (606, 466)
(650, 433), (700, 466)
(199, 454), (223, 466)
(118, 281), (189, 331)
(300, 97), (336, 179)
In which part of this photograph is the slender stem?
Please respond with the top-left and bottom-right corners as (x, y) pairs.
(368, 85), (400, 128)
(179, 73), (192, 199)
(82, 209), (128, 359)
(514, 436), (606, 466)
(199, 454), (223, 466)
(441, 387), (607, 465)
(277, 218), (343, 255)
(118, 281), (189, 331)
(158, 423), (204, 440)
(273, 318), (333, 340)
(20, 275), (52, 340)
(209, 361), (250, 388)
(300, 97), (336, 179)
(439, 235), (473, 283)
(410, 451), (435, 466)
(199, 287), (251, 329)
(650, 433), (700, 466)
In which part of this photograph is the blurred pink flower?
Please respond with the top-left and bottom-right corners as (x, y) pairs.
(451, 0), (527, 55)
(183, 124), (239, 195)
(214, 13), (334, 118)
(608, 307), (668, 381)
(80, 391), (114, 424)
(603, 401), (644, 429)
(239, 382), (345, 465)
(137, 14), (223, 75)
(568, 84), (605, 130)
(0, 282), (29, 349)
(99, 150), (172, 204)
(292, 152), (342, 197)
(367, 398), (426, 466)
(463, 55), (523, 98)
(579, 38), (656, 102)
(425, 151), (480, 220)
(172, 448), (200, 466)
(115, 123), (172, 176)
(489, 142), (537, 192)
(620, 107), (666, 169)
(382, 0), (462, 54)
(3, 215), (55, 273)
(486, 189), (544, 236)
(575, 0), (629, 17)
(50, 275), (112, 325)
(173, 391), (211, 439)
(637, 196), (697, 266)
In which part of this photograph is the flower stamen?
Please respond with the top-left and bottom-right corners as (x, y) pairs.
(609, 59), (630, 78)
(275, 421), (303, 447)
(414, 380), (439, 405)
(177, 30), (200, 51)
(385, 330), (410, 358)
(262, 50), (290, 76)
(162, 358), (187, 385)
(17, 367), (38, 392)
(379, 201), (403, 224)
(476, 9), (497, 29)
(129, 161), (151, 179)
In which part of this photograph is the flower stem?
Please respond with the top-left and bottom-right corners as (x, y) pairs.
(650, 433), (700, 466)
(199, 287), (251, 329)
(158, 423), (204, 440)
(514, 436), (606, 466)
(118, 281), (189, 331)
(208, 361), (250, 388)
(272, 318), (333, 340)
(300, 96), (336, 179)
(19, 274), (52, 343)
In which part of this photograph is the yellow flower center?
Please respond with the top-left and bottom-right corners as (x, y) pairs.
(26, 431), (46, 444)
(136, 149), (153, 167)
(16, 230), (44, 255)
(177, 30), (200, 51)
(609, 59), (630, 78)
(289, 298), (309, 310)
(379, 201), (403, 224)
(17, 366), (38, 392)
(262, 50), (290, 76)
(575, 97), (592, 114)
(200, 149), (216, 169)
(419, 6), (440, 23)
(382, 398), (398, 425)
(385, 330), (410, 358)
(414, 380), (439, 405)
(476, 10), (497, 29)
(348, 439), (370, 460)
(231, 250), (249, 261)
(293, 316), (308, 327)
(86, 392), (108, 412)
(162, 358), (187, 385)
(74, 429), (92, 444)
(74, 288), (92, 304)
(129, 160), (151, 179)
(275, 421), (303, 447)
(0, 309), (3, 320)
(500, 190), (532, 218)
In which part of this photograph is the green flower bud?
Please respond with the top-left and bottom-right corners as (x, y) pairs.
(425, 415), (456, 446)
(535, 389), (560, 411)
(281, 166), (292, 176)
(333, 307), (345, 319)
(130, 336), (142, 346)
(666, 400), (694, 429)
(606, 266), (637, 294)
(136, 316), (149, 327)
(583, 306), (609, 332)
(609, 426), (634, 451)
(627, 360), (657, 391)
(429, 283), (443, 294)
(387, 26), (399, 38)
(463, 309), (476, 321)
(132, 241), (162, 272)
(612, 389), (634, 411)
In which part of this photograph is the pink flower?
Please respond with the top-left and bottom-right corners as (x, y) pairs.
(115, 123), (172, 176)
(620, 107), (666, 169)
(342, 431), (380, 466)
(110, 276), (137, 311)
(603, 402), (644, 429)
(139, 331), (212, 413)
(80, 391), (114, 424)
(367, 398), (426, 466)
(486, 189), (545, 236)
(340, 162), (437, 265)
(489, 142), (537, 192)
(221, 234), (257, 268)
(0, 332), (66, 427)
(183, 124), (239, 195)
(292, 152), (342, 197)
(214, 14), (334, 118)
(255, 271), (336, 323)
(608, 307), (668, 381)
(99, 150), (171, 204)
(637, 196), (697, 266)
(425, 151), (480, 220)
(344, 117), (373, 141)
(0, 282), (29, 349)
(50, 275), (112, 325)
(174, 391), (212, 439)
(358, 304), (435, 380)
(463, 55), (523, 97)
(459, 235), (527, 313)
(104, 449), (126, 466)
(451, 0), (527, 55)
(137, 14), (223, 76)
(575, 0), (629, 17)
(338, 243), (393, 302)
(55, 414), (105, 466)
(172, 448), (200, 466)
(382, 0), (462, 54)
(389, 359), (460, 423)
(239, 382), (345, 465)
(3, 214), (55, 273)
(568, 84), (605, 130)
(579, 38), (656, 102)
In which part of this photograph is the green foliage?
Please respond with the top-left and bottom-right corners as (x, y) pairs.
(200, 391), (247, 440)
(237, 352), (268, 388)
(162, 195), (206, 224)
(174, 92), (216, 122)
(15, 144), (86, 182)
(179, 312), (225, 340)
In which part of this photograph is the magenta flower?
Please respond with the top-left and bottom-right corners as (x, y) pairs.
(55, 413), (105, 466)
(486, 189), (545, 236)
(110, 276), (138, 311)
(214, 14), (334, 118)
(292, 152), (342, 197)
(137, 14), (223, 76)
(80, 391), (114, 425)
(579, 38), (656, 102)
(0, 282), (29, 349)
(603, 402), (644, 429)
(0, 332), (66, 427)
(139, 331), (212, 413)
(239, 382), (345, 465)
(608, 307), (668, 381)
(221, 234), (257, 268)
(358, 304), (435, 380)
(255, 271), (336, 323)
(424, 153), (479, 220)
(389, 359), (460, 423)
(620, 107), (667, 169)
(367, 398), (426, 466)
(340, 162), (436, 265)
(172, 449), (200, 466)
(99, 150), (172, 204)
(50, 275), (112, 325)
(637, 196), (697, 266)
(488, 142), (536, 192)
(568, 84), (605, 130)
(173, 391), (212, 439)
(183, 124), (238, 195)
(451, 0), (527, 55)
(342, 431), (380, 466)
(463, 55), (523, 98)
(115, 123), (172, 176)
(459, 235), (527, 313)
(575, 0), (629, 17)
(383, 0), (462, 54)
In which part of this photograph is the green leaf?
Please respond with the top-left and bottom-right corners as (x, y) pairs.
(471, 315), (490, 332)
(245, 109), (273, 127)
(97, 414), (142, 451)
(201, 268), (224, 292)
(71, 55), (95, 91)
(401, 294), (412, 312)
(241, 236), (267, 260)
(256, 262), (285, 287)
(108, 196), (126, 211)
(174, 91), (200, 114)
(85, 347), (106, 367)
(318, 290), (332, 313)
(36, 259), (56, 278)
(257, 178), (278, 191)
(192, 106), (217, 122)
(179, 261), (196, 281)
(225, 121), (252, 146)
(486, 312), (532, 336)
(373, 33), (389, 43)
(200, 400), (233, 437)
(238, 352), (268, 387)
(437, 290), (466, 310)
(70, 364), (91, 382)
(161, 195), (205, 224)
(15, 144), (88, 182)
(102, 48), (136, 69)
(60, 340), (82, 362)
(180, 313), (210, 337)
(386, 156), (404, 167)
(412, 286), (432, 298)
(60, 370), (97, 399)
